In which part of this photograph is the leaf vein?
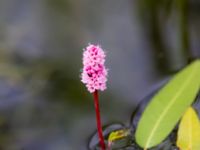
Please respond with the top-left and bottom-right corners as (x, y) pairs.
(145, 64), (198, 148)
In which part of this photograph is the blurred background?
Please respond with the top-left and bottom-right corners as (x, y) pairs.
(0, 0), (200, 149)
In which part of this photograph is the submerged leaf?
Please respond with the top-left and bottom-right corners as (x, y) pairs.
(135, 60), (200, 149)
(177, 107), (200, 150)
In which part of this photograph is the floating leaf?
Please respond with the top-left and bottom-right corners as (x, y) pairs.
(135, 60), (200, 149)
(177, 107), (200, 150)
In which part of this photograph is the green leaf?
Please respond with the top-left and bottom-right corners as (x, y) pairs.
(177, 107), (200, 150)
(135, 60), (200, 149)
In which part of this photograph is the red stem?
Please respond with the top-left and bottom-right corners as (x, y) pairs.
(93, 90), (106, 150)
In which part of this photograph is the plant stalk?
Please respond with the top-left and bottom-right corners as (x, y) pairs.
(93, 90), (106, 150)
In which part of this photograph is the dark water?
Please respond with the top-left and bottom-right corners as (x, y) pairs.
(0, 0), (200, 150)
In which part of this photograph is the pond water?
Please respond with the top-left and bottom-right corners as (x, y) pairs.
(0, 0), (200, 150)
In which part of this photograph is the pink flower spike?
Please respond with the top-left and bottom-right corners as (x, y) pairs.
(80, 44), (107, 150)
(81, 44), (108, 93)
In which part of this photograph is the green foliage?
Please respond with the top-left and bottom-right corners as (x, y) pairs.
(135, 60), (200, 149)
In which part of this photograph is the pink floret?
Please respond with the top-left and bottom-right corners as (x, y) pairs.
(81, 44), (108, 93)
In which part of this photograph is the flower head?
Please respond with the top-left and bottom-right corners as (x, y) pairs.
(81, 44), (108, 93)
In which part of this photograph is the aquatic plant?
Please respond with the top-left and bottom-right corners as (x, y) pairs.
(81, 44), (108, 150)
